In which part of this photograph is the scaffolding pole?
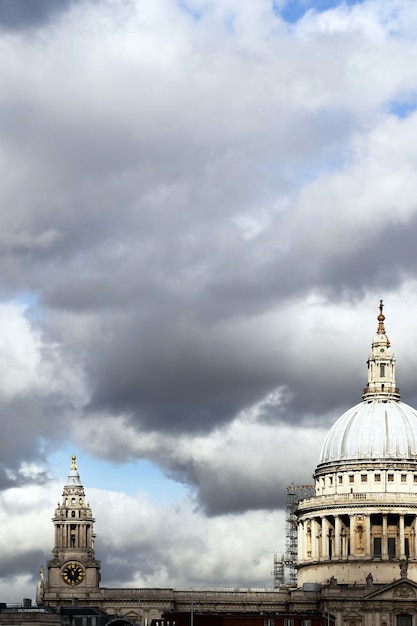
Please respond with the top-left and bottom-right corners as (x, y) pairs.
(273, 553), (285, 588)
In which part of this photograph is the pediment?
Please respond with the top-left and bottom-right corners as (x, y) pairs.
(366, 579), (417, 600)
(342, 610), (363, 620)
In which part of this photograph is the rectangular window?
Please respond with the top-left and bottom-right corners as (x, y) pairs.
(405, 538), (410, 558)
(388, 537), (396, 558)
(380, 363), (386, 377)
(397, 616), (412, 626)
(375, 474), (381, 482)
(284, 621), (294, 626)
(338, 476), (343, 484)
(402, 474), (407, 482)
(374, 537), (382, 557)
(414, 475), (417, 483)
(264, 620), (274, 626)
(301, 621), (312, 626)
(329, 477), (333, 485)
(349, 475), (354, 483)
(388, 474), (394, 482)
(361, 475), (367, 482)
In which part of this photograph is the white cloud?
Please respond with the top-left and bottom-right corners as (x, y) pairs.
(92, 486), (284, 589)
(0, 303), (42, 399)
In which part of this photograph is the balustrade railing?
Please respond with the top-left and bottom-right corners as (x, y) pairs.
(298, 491), (417, 510)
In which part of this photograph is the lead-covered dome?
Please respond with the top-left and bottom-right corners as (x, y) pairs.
(319, 399), (417, 465)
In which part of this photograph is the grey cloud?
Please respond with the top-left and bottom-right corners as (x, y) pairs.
(161, 441), (321, 515)
(84, 316), (280, 433)
(42, 213), (417, 438)
(0, 551), (46, 580)
(0, 0), (84, 30)
(0, 392), (78, 474)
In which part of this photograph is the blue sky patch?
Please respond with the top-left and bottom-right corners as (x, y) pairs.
(47, 446), (188, 504)
(275, 0), (364, 24)
(389, 99), (417, 119)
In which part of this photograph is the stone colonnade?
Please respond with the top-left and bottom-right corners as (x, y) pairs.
(298, 511), (417, 562)
(54, 522), (92, 549)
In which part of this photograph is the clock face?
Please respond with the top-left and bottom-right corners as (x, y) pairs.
(61, 562), (85, 586)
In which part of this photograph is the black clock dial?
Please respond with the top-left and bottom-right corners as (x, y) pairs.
(61, 562), (85, 586)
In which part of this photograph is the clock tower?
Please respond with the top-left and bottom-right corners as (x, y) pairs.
(38, 455), (101, 605)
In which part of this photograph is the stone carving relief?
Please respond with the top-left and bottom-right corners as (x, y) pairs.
(393, 585), (416, 598)
(354, 515), (365, 554)
(306, 521), (312, 557)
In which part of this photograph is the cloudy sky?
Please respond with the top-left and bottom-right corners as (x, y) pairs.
(1, 0), (417, 603)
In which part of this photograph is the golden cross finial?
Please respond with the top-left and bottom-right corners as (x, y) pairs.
(377, 299), (385, 333)
(71, 454), (77, 470)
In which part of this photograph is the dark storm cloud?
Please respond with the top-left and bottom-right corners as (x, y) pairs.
(0, 392), (77, 475)
(0, 0), (81, 30)
(85, 315), (280, 433)
(181, 466), (287, 515)
(0, 551), (46, 579)
(40, 211), (417, 440)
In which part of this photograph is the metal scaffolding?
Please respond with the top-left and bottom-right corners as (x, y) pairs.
(273, 484), (314, 588)
(273, 553), (285, 588)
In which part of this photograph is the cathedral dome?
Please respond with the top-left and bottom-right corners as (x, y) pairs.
(319, 399), (417, 465)
(298, 302), (417, 590)
(316, 300), (417, 472)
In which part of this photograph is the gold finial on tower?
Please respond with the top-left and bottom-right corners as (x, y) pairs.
(377, 299), (385, 333)
(71, 454), (77, 470)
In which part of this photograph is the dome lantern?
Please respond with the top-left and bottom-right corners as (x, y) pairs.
(362, 299), (400, 401)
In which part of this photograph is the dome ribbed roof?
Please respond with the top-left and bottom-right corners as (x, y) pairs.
(319, 399), (417, 465)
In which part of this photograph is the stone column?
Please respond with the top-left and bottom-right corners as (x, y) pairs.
(399, 514), (406, 559)
(298, 520), (304, 561)
(322, 517), (329, 559)
(413, 522), (417, 560)
(382, 514), (388, 559)
(349, 515), (355, 558)
(366, 514), (372, 557)
(341, 526), (347, 559)
(311, 518), (319, 561)
(304, 519), (313, 559)
(334, 516), (341, 558)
